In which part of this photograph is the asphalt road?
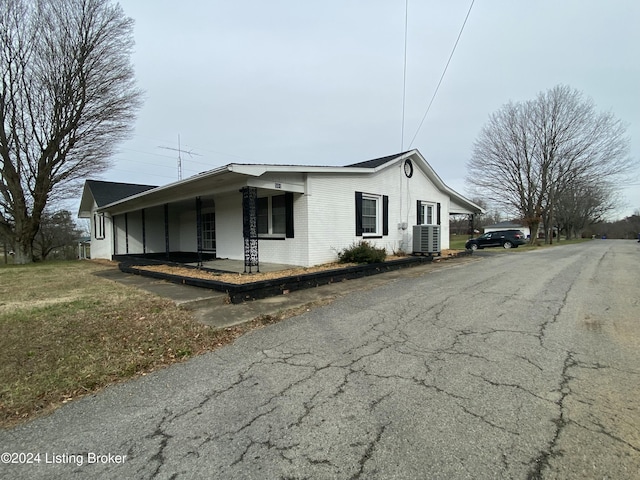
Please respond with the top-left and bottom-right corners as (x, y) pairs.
(1, 240), (639, 479)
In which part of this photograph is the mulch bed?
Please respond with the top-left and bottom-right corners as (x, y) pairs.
(119, 251), (468, 303)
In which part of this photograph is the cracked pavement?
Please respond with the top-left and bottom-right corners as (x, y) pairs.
(1, 240), (639, 479)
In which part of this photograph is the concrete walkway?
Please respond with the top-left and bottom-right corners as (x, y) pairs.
(97, 257), (476, 329)
(189, 258), (298, 274)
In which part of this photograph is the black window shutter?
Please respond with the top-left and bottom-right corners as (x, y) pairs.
(285, 192), (294, 238)
(437, 202), (441, 225)
(383, 195), (389, 236)
(355, 191), (363, 236)
(417, 200), (423, 225)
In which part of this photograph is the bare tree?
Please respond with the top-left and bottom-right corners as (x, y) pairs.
(34, 209), (82, 260)
(467, 85), (632, 244)
(554, 181), (618, 239)
(0, 0), (142, 263)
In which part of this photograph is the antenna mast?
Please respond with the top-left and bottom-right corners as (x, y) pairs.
(159, 134), (202, 180)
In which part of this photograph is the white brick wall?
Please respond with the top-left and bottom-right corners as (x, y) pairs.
(304, 163), (451, 266)
(89, 159), (456, 264)
(257, 193), (308, 266)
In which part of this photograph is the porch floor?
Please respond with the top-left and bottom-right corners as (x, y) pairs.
(187, 259), (299, 274)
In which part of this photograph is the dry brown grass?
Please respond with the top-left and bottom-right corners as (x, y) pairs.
(0, 261), (274, 427)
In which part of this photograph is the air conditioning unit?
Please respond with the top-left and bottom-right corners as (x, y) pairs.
(412, 225), (441, 255)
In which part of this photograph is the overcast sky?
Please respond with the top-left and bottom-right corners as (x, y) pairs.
(102, 0), (639, 219)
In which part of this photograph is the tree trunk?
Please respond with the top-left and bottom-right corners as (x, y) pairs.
(526, 218), (541, 244)
(13, 215), (40, 264)
(14, 243), (34, 264)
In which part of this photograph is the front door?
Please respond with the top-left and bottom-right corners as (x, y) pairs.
(201, 211), (216, 254)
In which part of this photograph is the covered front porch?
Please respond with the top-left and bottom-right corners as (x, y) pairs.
(106, 177), (306, 270)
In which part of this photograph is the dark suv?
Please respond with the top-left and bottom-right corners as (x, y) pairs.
(465, 230), (527, 250)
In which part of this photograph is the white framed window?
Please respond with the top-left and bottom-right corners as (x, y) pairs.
(420, 202), (435, 225)
(257, 194), (289, 238)
(94, 213), (105, 239)
(201, 212), (215, 251)
(362, 195), (381, 236)
(356, 192), (389, 237)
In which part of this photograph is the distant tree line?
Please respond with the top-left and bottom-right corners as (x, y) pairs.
(584, 212), (640, 240)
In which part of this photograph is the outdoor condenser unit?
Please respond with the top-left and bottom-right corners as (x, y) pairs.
(412, 225), (441, 255)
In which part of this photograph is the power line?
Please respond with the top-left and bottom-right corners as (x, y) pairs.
(119, 147), (176, 160)
(108, 167), (181, 180)
(408, 0), (475, 148)
(400, 0), (409, 152)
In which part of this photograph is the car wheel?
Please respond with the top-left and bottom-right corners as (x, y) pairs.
(503, 241), (512, 249)
(469, 243), (478, 251)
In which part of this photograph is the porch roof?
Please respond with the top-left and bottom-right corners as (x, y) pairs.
(78, 180), (157, 217)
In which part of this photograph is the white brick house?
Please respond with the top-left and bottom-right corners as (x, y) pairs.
(78, 150), (483, 267)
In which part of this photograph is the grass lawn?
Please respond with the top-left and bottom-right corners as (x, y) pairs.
(449, 235), (470, 250)
(0, 261), (264, 427)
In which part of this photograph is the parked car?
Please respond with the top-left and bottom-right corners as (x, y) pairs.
(465, 230), (527, 250)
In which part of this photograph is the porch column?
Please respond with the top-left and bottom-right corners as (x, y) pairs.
(241, 186), (259, 273)
(196, 197), (203, 267)
(142, 208), (146, 254)
(164, 203), (170, 260)
(468, 213), (475, 238)
(112, 214), (117, 258)
(124, 213), (129, 254)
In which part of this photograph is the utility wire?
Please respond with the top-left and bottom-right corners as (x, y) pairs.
(408, 0), (475, 148)
(400, 0), (409, 152)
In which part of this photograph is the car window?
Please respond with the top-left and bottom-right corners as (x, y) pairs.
(480, 233), (491, 239)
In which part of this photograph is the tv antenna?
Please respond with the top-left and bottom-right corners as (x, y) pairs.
(159, 134), (202, 180)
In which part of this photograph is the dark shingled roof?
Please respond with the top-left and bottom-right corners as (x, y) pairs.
(86, 180), (157, 207)
(345, 151), (412, 168)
